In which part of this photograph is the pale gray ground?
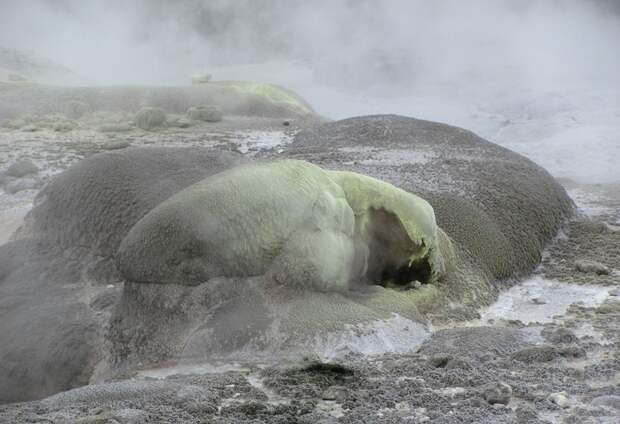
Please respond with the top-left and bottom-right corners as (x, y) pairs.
(0, 110), (618, 423)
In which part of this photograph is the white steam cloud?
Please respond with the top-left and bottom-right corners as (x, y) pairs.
(1, 0), (619, 182)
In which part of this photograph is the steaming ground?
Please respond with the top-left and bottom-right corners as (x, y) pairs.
(0, 109), (619, 423)
(207, 60), (620, 185)
(1, 1), (619, 420)
(0, 65), (618, 424)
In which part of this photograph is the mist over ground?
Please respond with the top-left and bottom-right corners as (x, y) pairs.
(1, 0), (620, 182)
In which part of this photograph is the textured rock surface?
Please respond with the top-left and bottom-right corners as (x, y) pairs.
(0, 115), (575, 405)
(286, 115), (573, 280)
(0, 148), (244, 403)
(117, 160), (444, 290)
(134, 107), (166, 130)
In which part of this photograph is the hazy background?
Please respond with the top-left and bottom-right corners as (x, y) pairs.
(1, 0), (619, 182)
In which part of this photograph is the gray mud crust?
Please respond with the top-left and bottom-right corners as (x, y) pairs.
(2, 305), (618, 424)
(0, 148), (245, 403)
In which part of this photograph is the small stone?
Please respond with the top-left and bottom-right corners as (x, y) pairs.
(175, 385), (205, 404)
(192, 73), (212, 84)
(591, 395), (620, 410)
(603, 222), (620, 232)
(558, 345), (586, 359)
(394, 401), (411, 417)
(282, 120), (291, 126)
(135, 107), (166, 130)
(439, 387), (467, 398)
(89, 290), (121, 311)
(408, 280), (422, 289)
(187, 105), (223, 122)
(112, 408), (148, 424)
(482, 382), (512, 405)
(185, 401), (218, 415)
(74, 412), (117, 424)
(531, 297), (546, 305)
(575, 259), (610, 275)
(5, 159), (39, 178)
(170, 118), (192, 128)
(545, 327), (578, 344)
(53, 120), (75, 132)
(429, 354), (452, 368)
(8, 72), (28, 82)
(321, 385), (347, 402)
(5, 177), (41, 194)
(445, 358), (472, 370)
(414, 407), (427, 415)
(548, 392), (570, 408)
(99, 123), (133, 133)
(102, 140), (131, 150)
(512, 345), (558, 362)
(236, 401), (268, 416)
(2, 118), (25, 129)
(65, 100), (92, 119)
(515, 404), (538, 423)
(596, 303), (620, 314)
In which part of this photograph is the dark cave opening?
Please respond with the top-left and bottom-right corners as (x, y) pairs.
(380, 257), (432, 287)
(362, 207), (432, 289)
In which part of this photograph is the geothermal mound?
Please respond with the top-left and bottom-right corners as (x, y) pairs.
(287, 114), (574, 279)
(0, 81), (316, 122)
(0, 115), (572, 403)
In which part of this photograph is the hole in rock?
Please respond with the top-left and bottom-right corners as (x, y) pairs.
(362, 207), (432, 289)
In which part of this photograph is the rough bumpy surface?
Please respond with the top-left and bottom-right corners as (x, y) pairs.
(0, 114), (574, 405)
(0, 148), (244, 403)
(286, 114), (573, 280)
(117, 160), (444, 291)
(29, 147), (245, 257)
(187, 105), (223, 122)
(117, 160), (357, 290)
(134, 107), (166, 130)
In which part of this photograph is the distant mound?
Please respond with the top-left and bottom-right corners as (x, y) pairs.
(0, 46), (80, 85)
(0, 81), (317, 121)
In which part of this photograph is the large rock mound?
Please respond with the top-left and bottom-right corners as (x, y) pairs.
(0, 115), (573, 403)
(116, 160), (445, 291)
(287, 114), (573, 280)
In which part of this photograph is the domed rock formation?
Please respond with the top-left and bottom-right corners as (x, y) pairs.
(0, 115), (573, 403)
(0, 147), (245, 404)
(287, 114), (573, 280)
(116, 160), (445, 291)
(0, 81), (317, 122)
(134, 107), (166, 130)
